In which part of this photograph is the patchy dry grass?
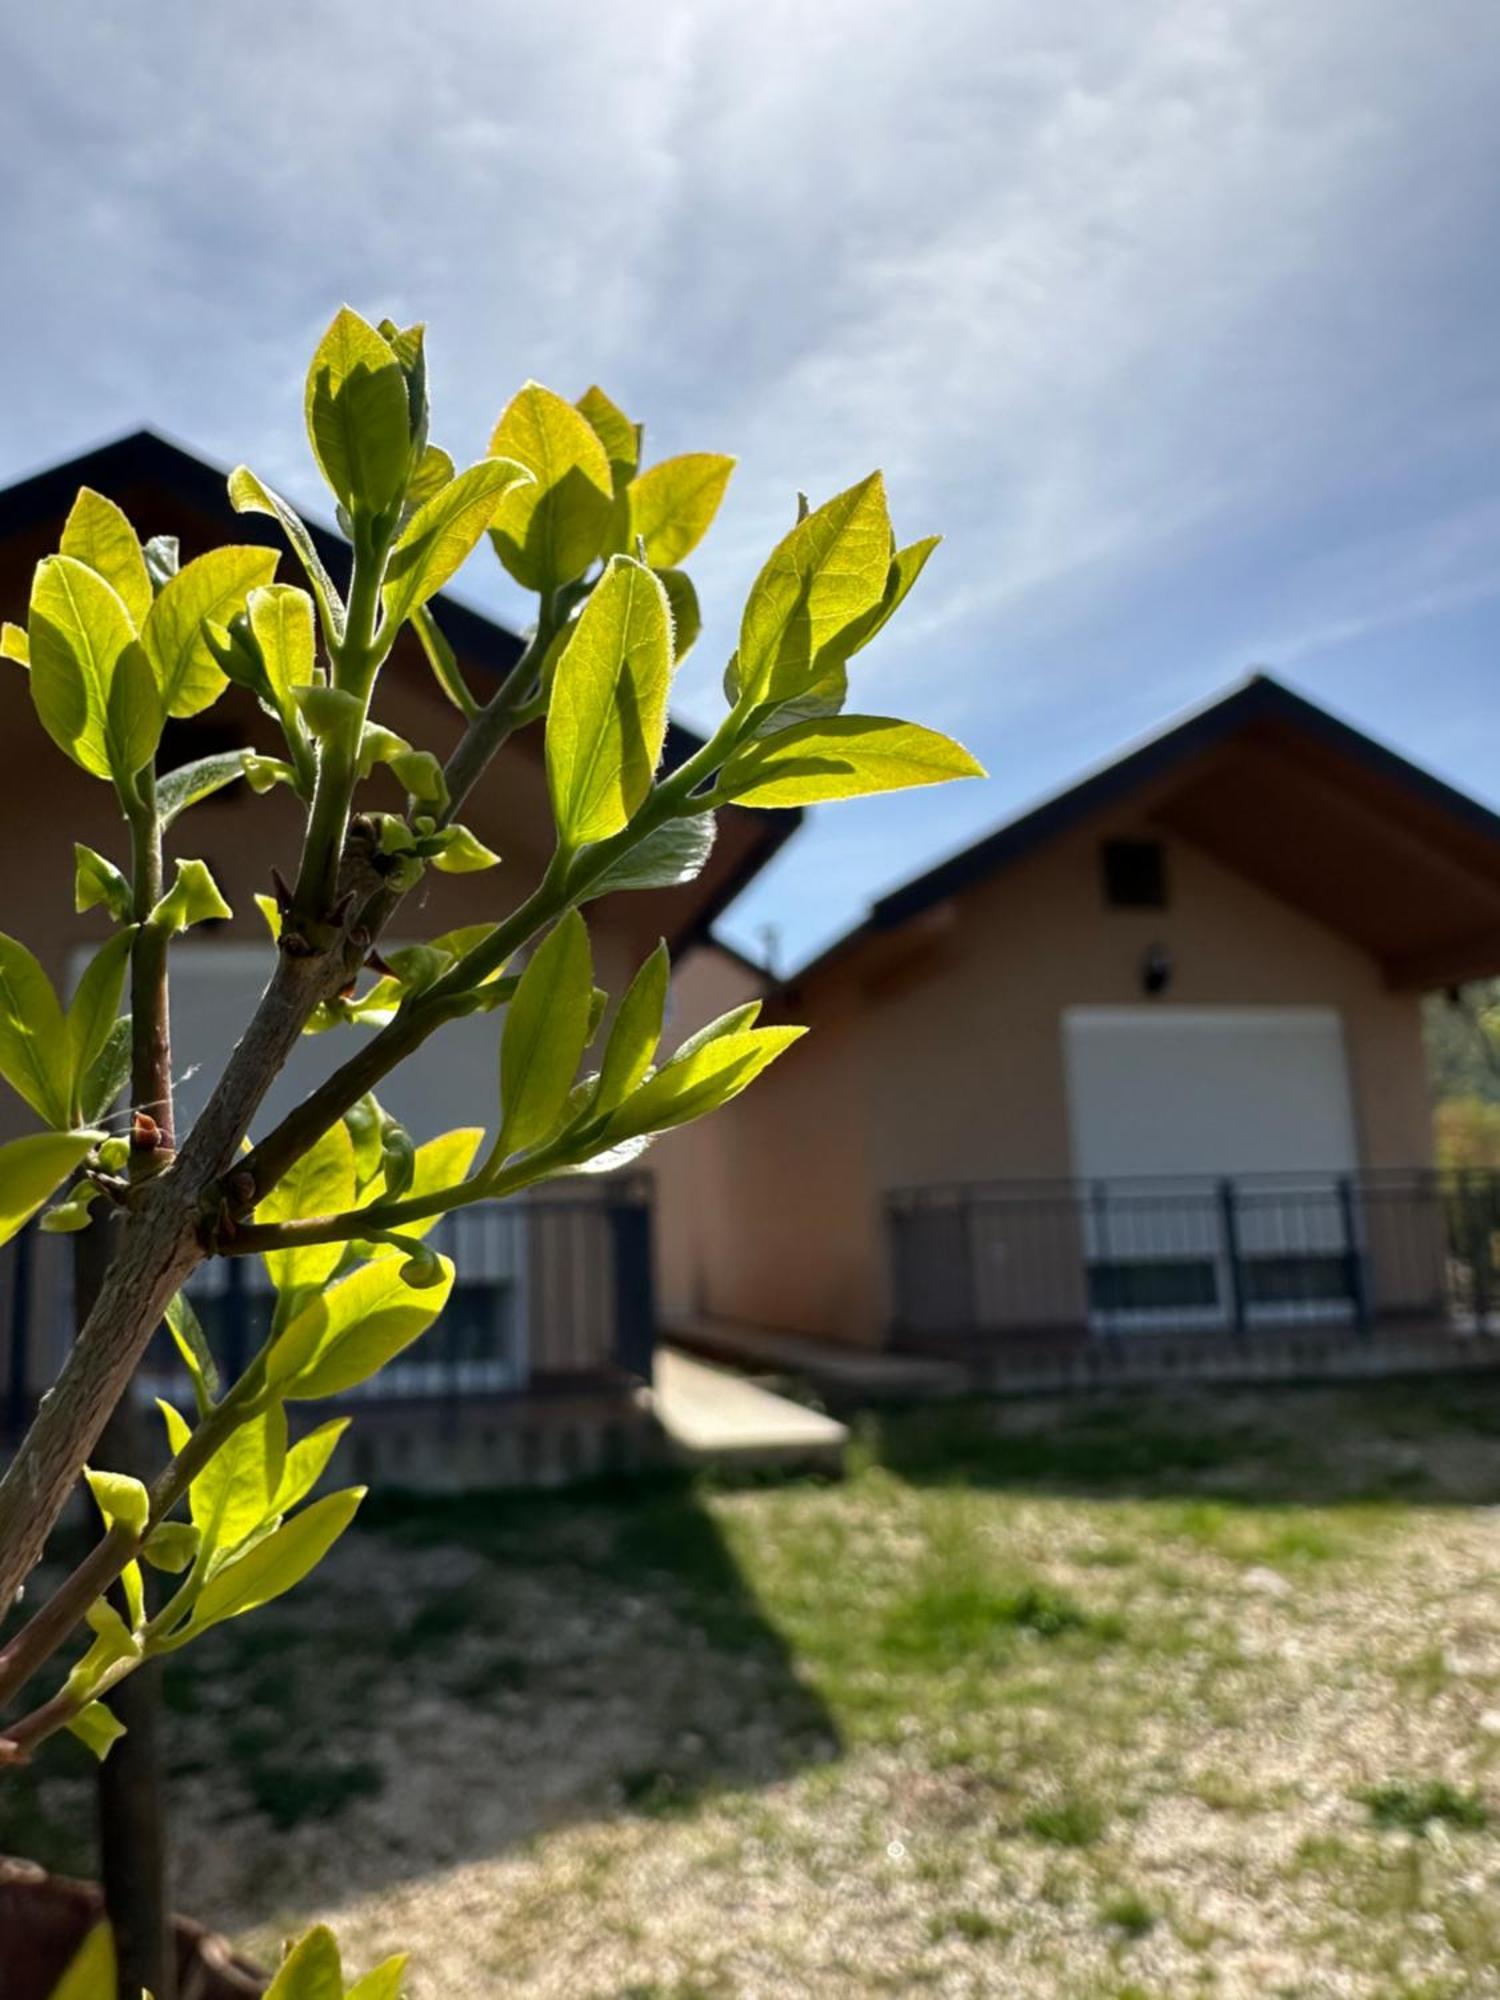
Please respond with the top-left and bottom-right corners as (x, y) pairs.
(9, 1377), (1500, 1996)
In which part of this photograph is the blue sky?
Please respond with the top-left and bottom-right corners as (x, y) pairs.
(3, 2), (1499, 970)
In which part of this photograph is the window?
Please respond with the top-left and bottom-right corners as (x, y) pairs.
(1101, 839), (1167, 909)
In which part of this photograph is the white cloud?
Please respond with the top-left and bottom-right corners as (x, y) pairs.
(1, 0), (1498, 965)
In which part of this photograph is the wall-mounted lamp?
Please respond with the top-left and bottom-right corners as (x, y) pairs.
(1141, 942), (1173, 997)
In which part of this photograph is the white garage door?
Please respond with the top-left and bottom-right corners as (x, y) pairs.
(1062, 1007), (1360, 1329)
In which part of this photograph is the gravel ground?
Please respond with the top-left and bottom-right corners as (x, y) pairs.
(9, 1380), (1500, 1997)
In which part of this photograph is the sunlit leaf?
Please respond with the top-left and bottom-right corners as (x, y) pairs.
(736, 474), (891, 708)
(186, 1486), (366, 1633)
(382, 457), (533, 628)
(270, 1256), (455, 1399)
(60, 488), (152, 627)
(255, 1118), (358, 1293)
(628, 453), (734, 567)
(0, 932), (71, 1128)
(546, 556), (672, 846)
(498, 910), (594, 1155)
(305, 307), (412, 516)
(488, 382), (614, 593)
(227, 464), (346, 643)
(27, 555), (137, 780)
(594, 942), (669, 1118)
(715, 716), (984, 807)
(142, 545), (280, 718)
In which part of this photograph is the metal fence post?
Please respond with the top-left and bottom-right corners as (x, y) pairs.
(222, 1252), (250, 1386)
(1337, 1175), (1371, 1335)
(1218, 1179), (1247, 1336)
(5, 1222), (35, 1440)
(608, 1188), (656, 1382)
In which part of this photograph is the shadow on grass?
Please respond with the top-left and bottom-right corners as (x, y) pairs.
(858, 1372), (1500, 1508)
(0, 1469), (840, 1921)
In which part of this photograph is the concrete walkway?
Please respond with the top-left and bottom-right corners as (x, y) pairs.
(666, 1316), (968, 1406)
(651, 1347), (848, 1476)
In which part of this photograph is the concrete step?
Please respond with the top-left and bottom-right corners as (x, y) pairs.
(650, 1348), (848, 1476)
(665, 1316), (968, 1406)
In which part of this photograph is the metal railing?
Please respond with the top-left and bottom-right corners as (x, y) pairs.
(887, 1169), (1500, 1347)
(2, 1179), (656, 1437)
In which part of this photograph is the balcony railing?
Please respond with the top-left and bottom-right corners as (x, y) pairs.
(887, 1170), (1500, 1349)
(2, 1179), (656, 1440)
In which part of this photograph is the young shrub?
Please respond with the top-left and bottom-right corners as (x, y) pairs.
(0, 311), (983, 1987)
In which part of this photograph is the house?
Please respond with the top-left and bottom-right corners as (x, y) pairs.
(0, 431), (795, 1483)
(654, 675), (1500, 1391)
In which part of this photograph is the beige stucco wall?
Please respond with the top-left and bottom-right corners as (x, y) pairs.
(652, 806), (1435, 1347)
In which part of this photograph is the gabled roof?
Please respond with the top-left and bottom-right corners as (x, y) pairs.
(781, 673), (1500, 994)
(0, 429), (798, 947)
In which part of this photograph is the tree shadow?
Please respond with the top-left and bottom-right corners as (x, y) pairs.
(0, 1470), (838, 1934)
(858, 1371), (1500, 1509)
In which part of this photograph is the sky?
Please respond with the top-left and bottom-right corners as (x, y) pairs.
(3, 1), (1499, 971)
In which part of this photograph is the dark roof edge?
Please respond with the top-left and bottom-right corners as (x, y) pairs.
(0, 428), (797, 906)
(775, 671), (1500, 993)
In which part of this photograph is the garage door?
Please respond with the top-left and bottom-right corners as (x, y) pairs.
(1062, 1007), (1360, 1329)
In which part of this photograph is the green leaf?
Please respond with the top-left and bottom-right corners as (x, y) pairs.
(384, 1128), (484, 1241)
(156, 748), (253, 827)
(670, 1000), (763, 1062)
(46, 1920), (116, 1999)
(841, 535), (941, 657)
(165, 1291), (220, 1414)
(143, 545), (280, 718)
(79, 1015), (131, 1125)
(488, 382), (614, 593)
(189, 1486), (364, 1631)
(305, 307), (412, 516)
(84, 1468), (149, 1538)
(60, 488), (152, 627)
(595, 942), (670, 1118)
(270, 1257), (455, 1399)
(429, 825), (500, 873)
(577, 385), (639, 487)
(27, 554), (137, 780)
(255, 1119), (357, 1293)
(1, 621), (28, 665)
(628, 453), (735, 567)
(150, 858), (231, 933)
(227, 465), (347, 643)
(266, 1925), (345, 2000)
(191, 1403), (288, 1555)
(605, 1026), (806, 1143)
(735, 474), (892, 708)
(715, 716), (984, 807)
(66, 928), (135, 1121)
(411, 602), (478, 719)
(74, 844), (131, 921)
(382, 457), (534, 628)
(346, 1955), (410, 2000)
(546, 556), (672, 846)
(579, 815), (716, 902)
(657, 568), (702, 660)
(0, 932), (71, 1128)
(248, 583), (316, 710)
(404, 442), (455, 514)
(142, 1519), (201, 1573)
(66, 1701), (127, 1764)
(105, 638), (164, 785)
(273, 1418), (350, 1513)
(498, 910), (594, 1155)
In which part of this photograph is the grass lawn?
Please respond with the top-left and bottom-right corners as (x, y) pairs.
(9, 1376), (1500, 1996)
